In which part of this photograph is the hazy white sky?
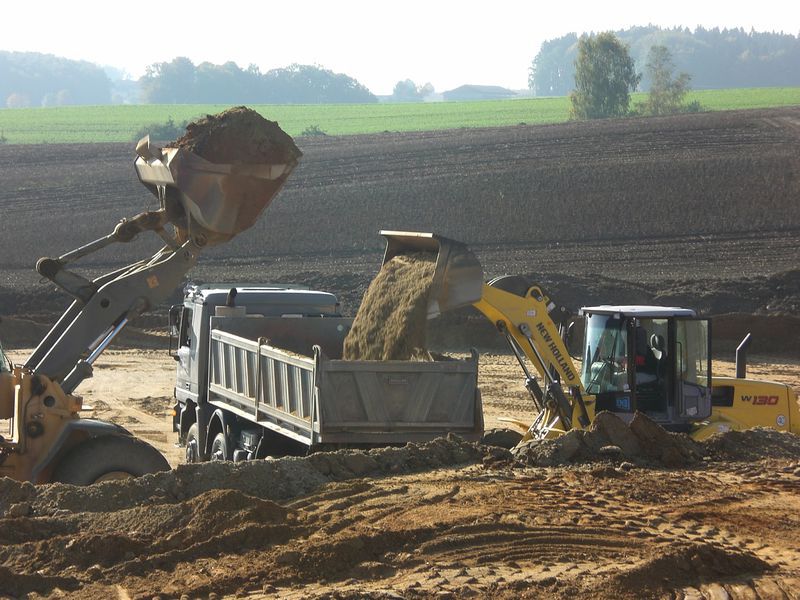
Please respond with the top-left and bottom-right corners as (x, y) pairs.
(4, 1), (798, 94)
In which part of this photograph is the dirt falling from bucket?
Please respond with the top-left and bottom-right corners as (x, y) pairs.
(342, 252), (436, 360)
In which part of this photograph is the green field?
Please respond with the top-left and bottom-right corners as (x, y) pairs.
(0, 87), (798, 145)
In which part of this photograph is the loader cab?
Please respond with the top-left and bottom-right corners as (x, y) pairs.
(579, 306), (712, 431)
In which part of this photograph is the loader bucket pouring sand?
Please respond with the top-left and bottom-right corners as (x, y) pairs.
(133, 107), (301, 247)
(379, 230), (484, 318)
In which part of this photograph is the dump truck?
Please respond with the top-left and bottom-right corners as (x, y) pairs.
(0, 119), (301, 484)
(171, 280), (484, 463)
(378, 231), (800, 441)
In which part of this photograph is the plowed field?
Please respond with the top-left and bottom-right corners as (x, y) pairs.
(1, 107), (799, 599)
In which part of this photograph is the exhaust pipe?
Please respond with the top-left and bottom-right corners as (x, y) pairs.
(735, 333), (752, 379)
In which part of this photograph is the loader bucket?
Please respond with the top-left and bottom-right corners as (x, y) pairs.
(133, 136), (300, 246)
(379, 230), (484, 318)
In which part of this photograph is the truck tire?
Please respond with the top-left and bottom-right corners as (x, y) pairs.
(185, 423), (202, 463)
(210, 432), (229, 461)
(52, 435), (170, 485)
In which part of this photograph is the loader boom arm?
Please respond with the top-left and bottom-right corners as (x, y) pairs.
(25, 235), (200, 392)
(473, 282), (593, 434)
(474, 283), (582, 391)
(23, 134), (301, 394)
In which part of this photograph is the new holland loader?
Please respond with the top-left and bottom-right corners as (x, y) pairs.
(0, 135), (300, 484)
(378, 231), (799, 441)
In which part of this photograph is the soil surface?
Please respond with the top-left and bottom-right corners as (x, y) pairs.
(343, 252), (436, 360)
(2, 344), (800, 599)
(1, 107), (799, 598)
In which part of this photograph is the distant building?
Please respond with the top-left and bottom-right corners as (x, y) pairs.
(442, 85), (518, 101)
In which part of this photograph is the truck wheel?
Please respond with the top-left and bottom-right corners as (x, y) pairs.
(210, 432), (229, 461)
(185, 423), (202, 463)
(53, 435), (170, 485)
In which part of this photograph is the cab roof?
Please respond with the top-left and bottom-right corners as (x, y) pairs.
(184, 283), (338, 308)
(580, 305), (697, 318)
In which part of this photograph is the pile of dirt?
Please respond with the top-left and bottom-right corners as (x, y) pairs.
(702, 427), (800, 461)
(0, 436), (482, 519)
(343, 252), (437, 360)
(601, 542), (771, 599)
(512, 411), (704, 467)
(511, 412), (800, 468)
(167, 105), (301, 166)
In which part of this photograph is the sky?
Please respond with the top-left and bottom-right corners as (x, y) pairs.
(3, 0), (798, 95)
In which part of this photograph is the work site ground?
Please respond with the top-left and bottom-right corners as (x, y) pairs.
(2, 346), (798, 600)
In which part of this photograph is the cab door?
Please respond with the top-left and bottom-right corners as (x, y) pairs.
(674, 318), (712, 420)
(175, 305), (197, 404)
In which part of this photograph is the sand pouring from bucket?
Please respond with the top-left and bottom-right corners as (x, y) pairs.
(134, 136), (300, 247)
(379, 230), (484, 318)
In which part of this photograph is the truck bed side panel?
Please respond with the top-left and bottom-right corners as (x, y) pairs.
(316, 353), (482, 443)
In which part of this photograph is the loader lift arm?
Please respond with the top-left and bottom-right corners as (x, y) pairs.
(1, 127), (301, 483)
(26, 209), (200, 393)
(474, 279), (592, 436)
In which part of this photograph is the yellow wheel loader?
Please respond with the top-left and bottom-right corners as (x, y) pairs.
(0, 134), (300, 484)
(378, 231), (799, 441)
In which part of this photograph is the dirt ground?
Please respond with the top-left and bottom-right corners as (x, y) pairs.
(3, 346), (799, 599)
(1, 107), (799, 598)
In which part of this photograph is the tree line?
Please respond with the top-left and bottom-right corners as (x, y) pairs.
(0, 51), (112, 108)
(1, 53), (378, 108)
(530, 26), (800, 97)
(140, 59), (377, 104)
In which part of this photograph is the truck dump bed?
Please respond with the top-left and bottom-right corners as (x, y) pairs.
(206, 315), (483, 446)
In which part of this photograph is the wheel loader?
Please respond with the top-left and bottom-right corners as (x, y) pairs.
(378, 231), (800, 441)
(0, 134), (300, 484)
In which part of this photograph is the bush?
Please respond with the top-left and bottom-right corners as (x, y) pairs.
(300, 124), (327, 136)
(132, 117), (188, 142)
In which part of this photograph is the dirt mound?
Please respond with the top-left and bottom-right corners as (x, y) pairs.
(604, 542), (771, 599)
(512, 411), (704, 467)
(343, 252), (436, 360)
(0, 436), (483, 519)
(702, 427), (800, 461)
(167, 105), (301, 165)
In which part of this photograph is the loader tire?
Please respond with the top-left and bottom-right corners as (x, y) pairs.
(487, 275), (533, 298)
(53, 435), (170, 485)
(481, 428), (524, 449)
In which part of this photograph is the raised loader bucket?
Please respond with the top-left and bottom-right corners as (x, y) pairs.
(133, 135), (300, 246)
(379, 230), (484, 318)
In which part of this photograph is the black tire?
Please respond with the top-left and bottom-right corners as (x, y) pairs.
(185, 423), (203, 463)
(53, 435), (170, 485)
(481, 428), (524, 449)
(210, 432), (229, 461)
(487, 275), (533, 298)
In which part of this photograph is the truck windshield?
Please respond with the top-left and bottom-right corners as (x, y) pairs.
(581, 314), (628, 394)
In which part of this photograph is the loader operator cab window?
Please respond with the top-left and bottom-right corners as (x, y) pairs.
(582, 313), (671, 415)
(582, 314), (629, 401)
